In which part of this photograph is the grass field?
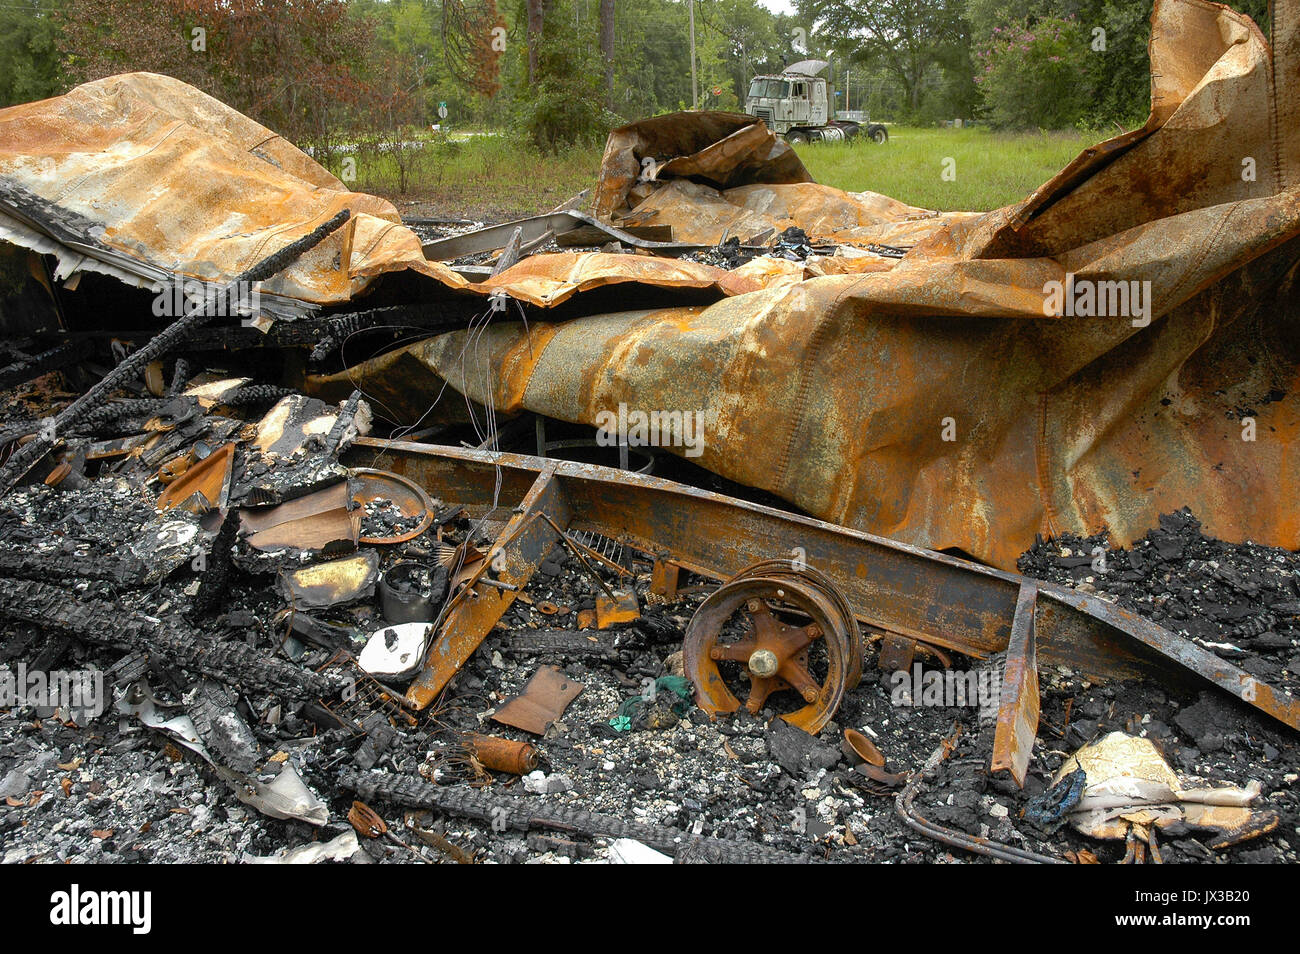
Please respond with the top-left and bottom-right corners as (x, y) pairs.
(353, 125), (1104, 219)
(796, 126), (1100, 211)
(340, 135), (603, 221)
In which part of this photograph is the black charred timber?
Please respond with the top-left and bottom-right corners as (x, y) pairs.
(67, 397), (173, 436)
(105, 651), (152, 687)
(189, 680), (261, 774)
(0, 577), (345, 698)
(305, 303), (482, 364)
(0, 546), (155, 585)
(190, 512), (240, 618)
(499, 630), (622, 661)
(352, 712), (396, 770)
(0, 419), (36, 450)
(166, 358), (192, 397)
(338, 769), (815, 863)
(0, 340), (90, 391)
(0, 209), (352, 496)
(219, 384), (295, 408)
(29, 633), (72, 671)
(176, 303), (477, 358)
(137, 414), (208, 468)
(324, 389), (363, 453)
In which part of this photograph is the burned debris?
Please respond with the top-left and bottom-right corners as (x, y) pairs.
(0, 384), (1293, 863)
(0, 0), (1298, 867)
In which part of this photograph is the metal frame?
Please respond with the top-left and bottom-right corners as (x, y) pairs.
(344, 438), (1299, 771)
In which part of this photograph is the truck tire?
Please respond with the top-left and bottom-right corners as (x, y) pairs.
(786, 130), (808, 144)
(868, 124), (888, 144)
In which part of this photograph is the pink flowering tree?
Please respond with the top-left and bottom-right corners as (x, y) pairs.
(974, 16), (1092, 128)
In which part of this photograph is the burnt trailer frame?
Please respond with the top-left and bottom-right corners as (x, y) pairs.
(346, 438), (1299, 787)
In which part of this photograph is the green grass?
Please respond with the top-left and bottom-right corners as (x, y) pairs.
(795, 126), (1101, 212)
(330, 134), (604, 221)
(345, 124), (1101, 219)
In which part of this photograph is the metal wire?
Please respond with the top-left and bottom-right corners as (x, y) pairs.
(895, 723), (1068, 865)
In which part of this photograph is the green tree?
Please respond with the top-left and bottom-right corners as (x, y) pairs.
(975, 14), (1090, 127)
(796, 0), (967, 115)
(515, 0), (607, 149)
(0, 0), (66, 108)
(696, 0), (794, 110)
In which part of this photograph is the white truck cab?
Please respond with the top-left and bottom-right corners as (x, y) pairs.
(744, 59), (887, 144)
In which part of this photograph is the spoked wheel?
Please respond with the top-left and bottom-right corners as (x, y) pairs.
(684, 560), (863, 734)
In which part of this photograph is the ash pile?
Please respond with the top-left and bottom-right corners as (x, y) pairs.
(0, 339), (1295, 863)
(1020, 509), (1300, 698)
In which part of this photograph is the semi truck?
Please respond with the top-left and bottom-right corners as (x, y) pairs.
(743, 59), (888, 144)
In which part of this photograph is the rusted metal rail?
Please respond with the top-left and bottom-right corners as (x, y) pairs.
(345, 439), (1300, 770)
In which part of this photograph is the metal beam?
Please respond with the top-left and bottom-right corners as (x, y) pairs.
(991, 582), (1040, 787)
(350, 438), (1300, 733)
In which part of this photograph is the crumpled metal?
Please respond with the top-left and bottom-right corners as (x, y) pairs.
(616, 178), (975, 248)
(593, 110), (812, 219)
(0, 75), (754, 314)
(0, 72), (463, 311)
(592, 106), (972, 247)
(3, 0), (1297, 573)
(327, 0), (1299, 570)
(480, 250), (760, 305)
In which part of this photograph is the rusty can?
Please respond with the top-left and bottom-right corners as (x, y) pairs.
(462, 733), (539, 775)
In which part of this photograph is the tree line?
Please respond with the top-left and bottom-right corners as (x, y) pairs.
(0, 0), (1273, 150)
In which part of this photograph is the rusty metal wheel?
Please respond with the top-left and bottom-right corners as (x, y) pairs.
(684, 561), (863, 734)
(728, 560), (864, 690)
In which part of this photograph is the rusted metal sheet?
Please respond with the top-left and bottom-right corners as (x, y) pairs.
(481, 251), (758, 306)
(4, 0), (1294, 582)
(402, 205), (1299, 569)
(422, 209), (693, 260)
(0, 75), (459, 317)
(156, 441), (234, 514)
(970, 0), (1281, 258)
(0, 76), (764, 320)
(650, 559), (680, 600)
(491, 665), (584, 735)
(594, 111), (812, 220)
(405, 463), (568, 708)
(618, 179), (971, 247)
(325, 0), (1299, 570)
(239, 481), (359, 553)
(347, 439), (1300, 735)
(591, 107), (967, 246)
(877, 634), (916, 673)
(991, 582), (1040, 788)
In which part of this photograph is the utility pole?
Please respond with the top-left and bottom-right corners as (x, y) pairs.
(689, 0), (698, 109)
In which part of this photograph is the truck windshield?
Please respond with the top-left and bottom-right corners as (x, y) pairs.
(747, 79), (789, 99)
